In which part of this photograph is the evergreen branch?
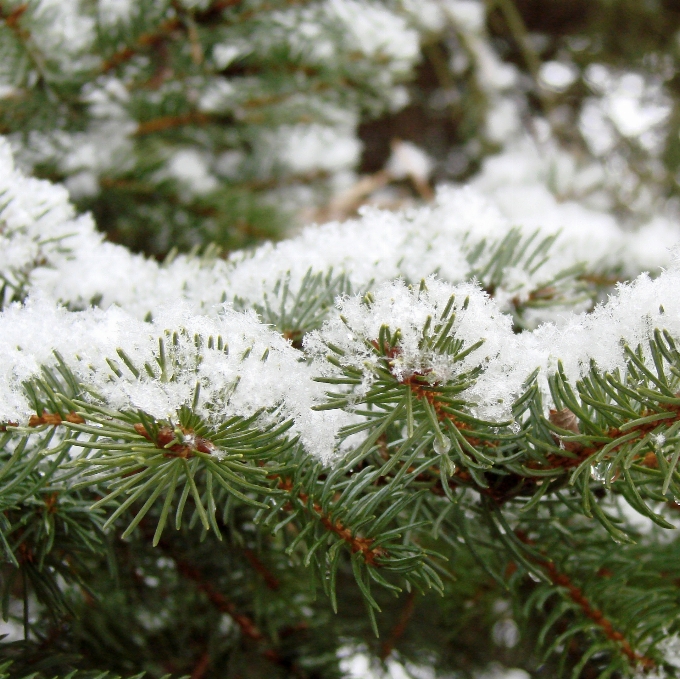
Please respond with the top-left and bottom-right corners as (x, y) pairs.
(242, 548), (280, 591)
(515, 530), (656, 669)
(2, 16), (680, 670)
(189, 652), (210, 679)
(133, 112), (213, 136)
(163, 550), (307, 677)
(101, 17), (182, 73)
(203, 0), (316, 26)
(174, 560), (267, 643)
(272, 473), (386, 567)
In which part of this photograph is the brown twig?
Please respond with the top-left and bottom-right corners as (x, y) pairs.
(133, 111), (212, 136)
(242, 548), (280, 591)
(515, 531), (655, 669)
(176, 560), (267, 642)
(190, 651), (211, 679)
(320, 170), (391, 221)
(149, 529), (309, 677)
(170, 558), (308, 672)
(0, 3), (29, 38)
(273, 475), (386, 566)
(578, 274), (622, 287)
(379, 591), (416, 660)
(202, 0), (314, 25)
(28, 411), (85, 427)
(401, 371), (495, 451)
(133, 423), (215, 458)
(101, 17), (182, 72)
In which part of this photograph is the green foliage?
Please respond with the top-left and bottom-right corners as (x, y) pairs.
(0, 0), (419, 256)
(4, 259), (680, 676)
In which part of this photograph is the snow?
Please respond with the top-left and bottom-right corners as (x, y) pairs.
(539, 61), (578, 92)
(580, 65), (671, 156)
(265, 0), (418, 75)
(265, 124), (362, 176)
(386, 140), (433, 183)
(443, 0), (486, 33)
(97, 0), (135, 25)
(2, 135), (680, 457)
(305, 278), (512, 416)
(327, 0), (419, 65)
(164, 149), (219, 197)
(31, 0), (97, 73)
(4, 0), (424, 225)
(0, 299), (346, 462)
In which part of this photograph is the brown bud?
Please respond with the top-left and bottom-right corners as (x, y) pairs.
(549, 408), (580, 434)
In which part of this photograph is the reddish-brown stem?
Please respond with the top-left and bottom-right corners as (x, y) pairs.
(101, 17), (182, 72)
(176, 560), (266, 642)
(578, 274), (622, 287)
(274, 475), (386, 566)
(134, 111), (212, 136)
(0, 3), (29, 38)
(379, 591), (416, 660)
(204, 0), (314, 25)
(509, 285), (557, 311)
(395, 360), (496, 451)
(170, 558), (307, 672)
(242, 548), (280, 591)
(190, 651), (211, 679)
(28, 411), (84, 427)
(515, 531), (655, 669)
(133, 423), (215, 458)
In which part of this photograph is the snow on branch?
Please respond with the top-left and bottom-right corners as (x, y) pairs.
(2, 137), (680, 458)
(3, 135), (678, 320)
(0, 299), (346, 461)
(304, 278), (513, 418)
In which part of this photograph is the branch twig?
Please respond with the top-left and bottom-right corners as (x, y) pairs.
(515, 531), (655, 669)
(380, 591), (416, 660)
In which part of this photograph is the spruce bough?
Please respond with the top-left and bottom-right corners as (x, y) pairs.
(2, 135), (680, 678)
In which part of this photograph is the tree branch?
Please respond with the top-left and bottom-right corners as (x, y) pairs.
(274, 475), (387, 566)
(515, 531), (655, 669)
(379, 591), (416, 660)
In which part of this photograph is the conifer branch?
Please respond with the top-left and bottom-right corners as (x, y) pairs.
(133, 112), (213, 136)
(170, 556), (308, 677)
(175, 560), (267, 643)
(242, 548), (280, 591)
(515, 531), (656, 670)
(273, 474), (387, 566)
(2, 7), (680, 673)
(101, 17), (182, 73)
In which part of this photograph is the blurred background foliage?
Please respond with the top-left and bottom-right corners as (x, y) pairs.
(361, 0), (680, 221)
(1, 0), (679, 258)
